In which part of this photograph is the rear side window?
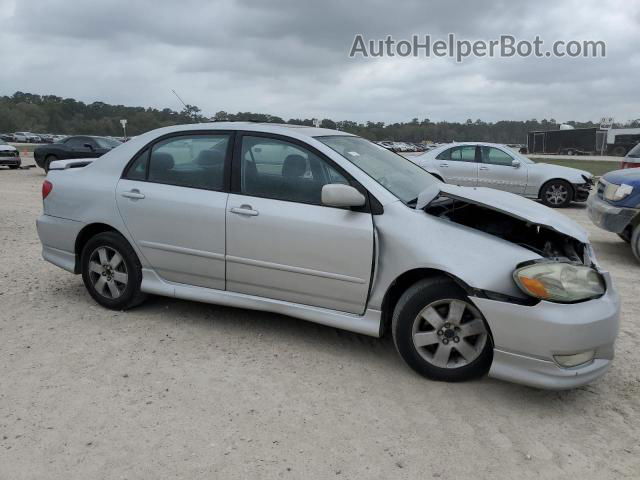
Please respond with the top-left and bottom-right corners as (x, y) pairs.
(125, 134), (230, 190)
(125, 149), (149, 181)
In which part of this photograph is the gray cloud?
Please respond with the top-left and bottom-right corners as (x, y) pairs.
(1, 0), (638, 123)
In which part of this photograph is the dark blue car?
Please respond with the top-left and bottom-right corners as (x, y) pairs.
(587, 168), (640, 260)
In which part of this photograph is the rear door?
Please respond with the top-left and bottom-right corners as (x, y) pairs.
(435, 146), (479, 186)
(225, 133), (374, 314)
(116, 132), (232, 289)
(478, 146), (527, 194)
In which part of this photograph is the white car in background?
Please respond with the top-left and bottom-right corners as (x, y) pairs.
(411, 142), (594, 208)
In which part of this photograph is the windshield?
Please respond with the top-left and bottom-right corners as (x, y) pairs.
(316, 135), (438, 204)
(627, 143), (640, 158)
(95, 137), (122, 149)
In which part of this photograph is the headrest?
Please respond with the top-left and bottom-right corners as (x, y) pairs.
(196, 149), (224, 166)
(151, 152), (174, 171)
(282, 154), (307, 178)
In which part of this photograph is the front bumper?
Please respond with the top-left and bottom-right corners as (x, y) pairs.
(471, 272), (620, 389)
(0, 156), (21, 166)
(573, 182), (592, 202)
(586, 193), (638, 234)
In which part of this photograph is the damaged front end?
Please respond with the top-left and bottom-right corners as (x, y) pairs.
(417, 184), (605, 303)
(417, 183), (593, 265)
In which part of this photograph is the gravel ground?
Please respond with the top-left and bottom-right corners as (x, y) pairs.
(1, 162), (639, 479)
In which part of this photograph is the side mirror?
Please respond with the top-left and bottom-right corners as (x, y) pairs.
(321, 184), (366, 208)
(511, 159), (521, 168)
(84, 143), (95, 151)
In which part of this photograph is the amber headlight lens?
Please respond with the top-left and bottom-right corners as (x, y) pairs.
(513, 262), (605, 302)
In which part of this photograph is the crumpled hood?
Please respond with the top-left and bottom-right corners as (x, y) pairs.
(417, 183), (589, 243)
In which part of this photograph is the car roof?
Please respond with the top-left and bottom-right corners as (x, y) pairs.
(426, 142), (515, 153)
(138, 122), (356, 140)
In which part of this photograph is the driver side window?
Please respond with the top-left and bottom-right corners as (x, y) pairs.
(481, 147), (514, 166)
(240, 136), (349, 205)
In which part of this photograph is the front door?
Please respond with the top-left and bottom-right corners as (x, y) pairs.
(435, 145), (479, 186)
(477, 146), (527, 194)
(226, 134), (374, 314)
(116, 132), (232, 289)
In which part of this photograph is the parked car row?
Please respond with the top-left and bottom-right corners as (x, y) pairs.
(36, 122), (619, 390)
(0, 132), (69, 143)
(374, 141), (431, 152)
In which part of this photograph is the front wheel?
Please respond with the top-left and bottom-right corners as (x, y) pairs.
(540, 179), (573, 208)
(9, 165), (19, 169)
(81, 231), (147, 310)
(392, 278), (493, 382)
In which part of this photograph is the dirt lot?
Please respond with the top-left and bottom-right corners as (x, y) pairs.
(1, 162), (639, 479)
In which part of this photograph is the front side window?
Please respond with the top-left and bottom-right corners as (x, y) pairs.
(481, 146), (514, 166)
(132, 134), (230, 190)
(240, 136), (349, 204)
(316, 135), (437, 204)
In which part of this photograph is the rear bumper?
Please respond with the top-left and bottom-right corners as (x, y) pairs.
(471, 272), (620, 389)
(586, 193), (638, 234)
(36, 214), (85, 273)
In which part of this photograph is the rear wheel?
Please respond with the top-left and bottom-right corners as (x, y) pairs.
(44, 155), (58, 172)
(81, 231), (146, 310)
(540, 179), (573, 208)
(618, 227), (632, 243)
(392, 278), (493, 382)
(9, 165), (19, 169)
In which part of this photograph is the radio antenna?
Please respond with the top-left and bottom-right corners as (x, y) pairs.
(171, 89), (188, 108)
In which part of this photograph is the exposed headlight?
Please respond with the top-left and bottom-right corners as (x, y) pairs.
(604, 183), (633, 201)
(513, 261), (605, 302)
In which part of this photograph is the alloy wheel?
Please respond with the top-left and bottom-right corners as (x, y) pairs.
(411, 299), (488, 368)
(88, 246), (128, 299)
(545, 184), (569, 205)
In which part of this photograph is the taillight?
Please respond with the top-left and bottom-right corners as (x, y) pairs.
(42, 180), (53, 199)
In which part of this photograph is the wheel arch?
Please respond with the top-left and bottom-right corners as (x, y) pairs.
(379, 268), (474, 337)
(73, 222), (126, 273)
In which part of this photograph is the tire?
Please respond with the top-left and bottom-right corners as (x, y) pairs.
(631, 226), (640, 263)
(9, 165), (19, 170)
(44, 155), (58, 172)
(392, 277), (493, 382)
(566, 149), (574, 156)
(540, 179), (573, 208)
(80, 231), (147, 310)
(618, 227), (631, 244)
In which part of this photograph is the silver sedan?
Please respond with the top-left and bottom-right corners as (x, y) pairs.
(36, 124), (619, 389)
(412, 142), (594, 208)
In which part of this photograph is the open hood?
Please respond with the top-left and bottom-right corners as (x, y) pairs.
(417, 183), (589, 243)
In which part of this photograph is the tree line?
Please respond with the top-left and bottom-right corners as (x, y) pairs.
(2, 91), (639, 144)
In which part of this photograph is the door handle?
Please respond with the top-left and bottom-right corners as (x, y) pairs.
(230, 204), (259, 216)
(479, 166), (489, 171)
(121, 189), (145, 200)
(439, 163), (449, 167)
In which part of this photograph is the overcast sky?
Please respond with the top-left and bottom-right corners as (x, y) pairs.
(1, 0), (638, 123)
